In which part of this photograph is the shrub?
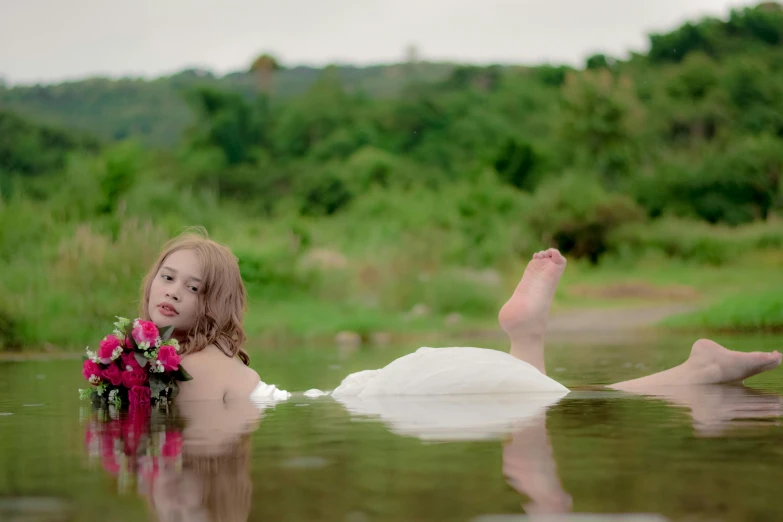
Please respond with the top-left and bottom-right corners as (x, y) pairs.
(526, 174), (644, 263)
(609, 216), (783, 264)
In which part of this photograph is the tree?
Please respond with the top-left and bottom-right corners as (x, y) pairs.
(559, 70), (645, 184)
(249, 53), (283, 93)
(585, 53), (615, 70)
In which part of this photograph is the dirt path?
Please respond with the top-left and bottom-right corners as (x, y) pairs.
(404, 302), (699, 347)
(543, 303), (698, 345)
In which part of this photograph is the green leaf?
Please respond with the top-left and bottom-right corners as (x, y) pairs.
(149, 375), (167, 398)
(158, 325), (175, 342)
(134, 352), (148, 368)
(173, 366), (193, 382)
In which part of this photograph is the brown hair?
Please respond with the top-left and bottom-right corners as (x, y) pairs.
(139, 229), (250, 365)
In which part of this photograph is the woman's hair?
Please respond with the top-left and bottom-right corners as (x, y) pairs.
(139, 228), (250, 365)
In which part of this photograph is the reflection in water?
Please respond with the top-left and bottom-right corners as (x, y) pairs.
(335, 392), (573, 514)
(82, 399), (280, 522)
(83, 406), (184, 496)
(335, 384), (783, 518)
(615, 384), (783, 437)
(78, 384), (782, 521)
(502, 412), (572, 516)
(335, 392), (567, 441)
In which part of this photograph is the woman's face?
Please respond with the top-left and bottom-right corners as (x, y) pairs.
(148, 249), (203, 337)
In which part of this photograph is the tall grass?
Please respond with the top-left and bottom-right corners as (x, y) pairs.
(609, 217), (783, 265)
(0, 217), (168, 349)
(3, 170), (783, 350)
(663, 290), (783, 332)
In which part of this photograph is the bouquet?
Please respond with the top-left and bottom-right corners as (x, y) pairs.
(80, 317), (192, 407)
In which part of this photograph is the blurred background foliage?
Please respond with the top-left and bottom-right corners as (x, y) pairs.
(2, 3), (783, 350)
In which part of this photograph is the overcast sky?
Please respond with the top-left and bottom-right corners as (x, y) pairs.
(0, 0), (760, 85)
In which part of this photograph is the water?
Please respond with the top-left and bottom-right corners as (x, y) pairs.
(1, 333), (783, 522)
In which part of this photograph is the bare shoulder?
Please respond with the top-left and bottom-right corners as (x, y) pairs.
(179, 345), (228, 375)
(180, 345), (260, 401)
(225, 360), (261, 400)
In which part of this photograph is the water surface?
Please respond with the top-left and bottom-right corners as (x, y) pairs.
(1, 333), (782, 521)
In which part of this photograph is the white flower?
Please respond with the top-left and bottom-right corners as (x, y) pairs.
(155, 338), (162, 348)
(126, 365), (133, 371)
(88, 374), (100, 385)
(108, 389), (118, 401)
(111, 346), (123, 361)
(113, 329), (124, 339)
(85, 347), (99, 363)
(138, 341), (150, 351)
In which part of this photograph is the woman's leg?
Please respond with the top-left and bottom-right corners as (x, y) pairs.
(610, 339), (781, 391)
(499, 250), (782, 385)
(498, 248), (567, 375)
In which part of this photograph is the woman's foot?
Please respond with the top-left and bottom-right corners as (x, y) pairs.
(611, 339), (782, 391)
(498, 248), (567, 374)
(684, 339), (782, 385)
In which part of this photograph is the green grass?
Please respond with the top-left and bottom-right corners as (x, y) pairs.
(662, 290), (783, 332)
(557, 249), (783, 305)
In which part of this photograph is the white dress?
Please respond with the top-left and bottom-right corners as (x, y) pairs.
(331, 347), (569, 397)
(331, 347), (569, 440)
(249, 347), (569, 440)
(249, 346), (568, 401)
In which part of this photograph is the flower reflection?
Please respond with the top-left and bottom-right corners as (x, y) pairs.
(82, 398), (268, 522)
(83, 404), (183, 496)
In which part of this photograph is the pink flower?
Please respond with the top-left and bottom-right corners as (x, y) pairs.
(97, 334), (123, 363)
(82, 360), (102, 383)
(128, 385), (151, 407)
(101, 432), (116, 458)
(132, 320), (159, 345)
(123, 406), (150, 452)
(161, 431), (183, 458)
(121, 351), (142, 371)
(101, 363), (123, 387)
(84, 426), (95, 446)
(156, 345), (181, 373)
(106, 419), (122, 438)
(102, 454), (120, 475)
(122, 368), (149, 389)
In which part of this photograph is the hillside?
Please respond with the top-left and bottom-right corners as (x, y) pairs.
(0, 63), (456, 147)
